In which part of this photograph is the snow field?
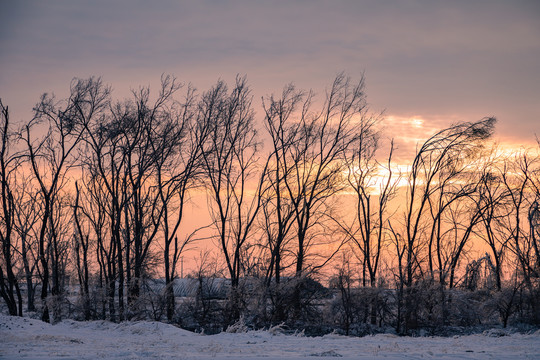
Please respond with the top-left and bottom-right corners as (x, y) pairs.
(1, 314), (539, 359)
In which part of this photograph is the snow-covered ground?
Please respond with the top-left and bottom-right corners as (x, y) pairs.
(1, 315), (539, 359)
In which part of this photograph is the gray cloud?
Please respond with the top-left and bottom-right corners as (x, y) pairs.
(1, 0), (538, 143)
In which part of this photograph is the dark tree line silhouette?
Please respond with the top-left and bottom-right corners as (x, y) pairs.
(0, 74), (539, 335)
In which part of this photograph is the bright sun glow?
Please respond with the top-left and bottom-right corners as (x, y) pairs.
(345, 164), (411, 196)
(411, 118), (424, 128)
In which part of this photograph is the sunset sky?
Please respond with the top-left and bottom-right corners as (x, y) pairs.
(1, 0), (539, 158)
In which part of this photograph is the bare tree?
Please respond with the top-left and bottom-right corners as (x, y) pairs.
(81, 96), (126, 321)
(474, 155), (512, 291)
(200, 76), (266, 289)
(12, 175), (41, 312)
(403, 118), (495, 286)
(256, 74), (369, 323)
(343, 132), (398, 285)
(73, 181), (92, 320)
(400, 117), (495, 331)
(529, 140), (540, 272)
(261, 85), (305, 285)
(7, 74), (540, 332)
(287, 74), (366, 277)
(388, 220), (407, 333)
(262, 74), (367, 280)
(21, 78), (109, 322)
(149, 80), (210, 321)
(198, 76), (271, 325)
(340, 136), (399, 325)
(0, 99), (23, 316)
(76, 168), (118, 320)
(501, 153), (531, 282)
(115, 76), (196, 315)
(499, 149), (540, 321)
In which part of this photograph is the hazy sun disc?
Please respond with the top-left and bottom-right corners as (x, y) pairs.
(411, 118), (424, 128)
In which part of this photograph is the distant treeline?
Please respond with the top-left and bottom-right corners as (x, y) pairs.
(0, 74), (538, 335)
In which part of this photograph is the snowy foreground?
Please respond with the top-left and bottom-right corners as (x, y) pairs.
(1, 315), (540, 359)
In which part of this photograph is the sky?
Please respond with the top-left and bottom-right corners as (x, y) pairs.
(1, 0), (539, 154)
(0, 0), (539, 277)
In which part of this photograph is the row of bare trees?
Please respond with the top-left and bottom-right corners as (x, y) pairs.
(1, 74), (539, 334)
